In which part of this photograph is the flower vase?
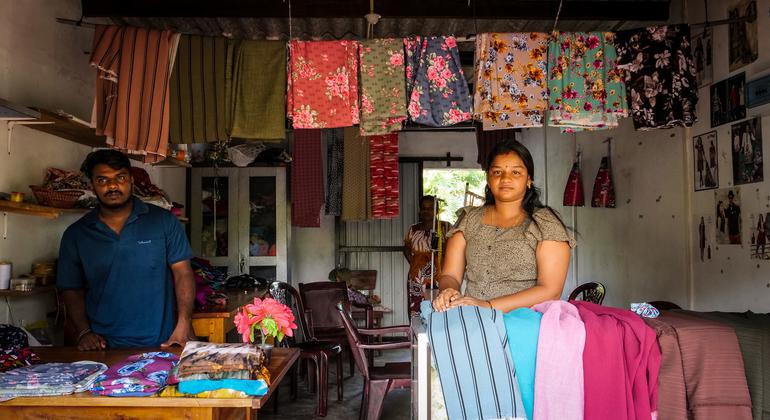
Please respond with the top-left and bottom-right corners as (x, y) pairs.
(256, 342), (273, 364)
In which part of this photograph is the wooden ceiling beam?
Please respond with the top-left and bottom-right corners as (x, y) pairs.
(81, 0), (670, 22)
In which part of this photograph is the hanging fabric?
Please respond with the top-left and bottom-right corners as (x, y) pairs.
(591, 141), (616, 208)
(341, 127), (370, 221)
(91, 25), (180, 163)
(324, 129), (344, 216)
(405, 36), (472, 127)
(226, 40), (286, 140)
(476, 127), (518, 170)
(563, 151), (585, 206)
(547, 32), (627, 133)
(287, 40), (360, 129)
(474, 33), (549, 130)
(615, 25), (698, 130)
(291, 130), (324, 227)
(358, 39), (407, 135)
(369, 133), (399, 219)
(169, 35), (228, 144)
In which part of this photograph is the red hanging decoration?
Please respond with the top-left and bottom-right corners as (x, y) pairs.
(563, 153), (585, 207)
(592, 156), (616, 208)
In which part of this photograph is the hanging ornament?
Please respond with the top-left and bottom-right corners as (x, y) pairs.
(592, 138), (616, 208)
(563, 149), (585, 206)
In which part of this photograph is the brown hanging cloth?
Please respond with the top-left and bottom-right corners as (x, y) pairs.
(591, 139), (616, 208)
(563, 149), (585, 207)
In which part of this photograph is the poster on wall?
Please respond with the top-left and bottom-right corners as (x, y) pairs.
(711, 73), (746, 128)
(697, 215), (713, 261)
(692, 28), (713, 88)
(749, 213), (770, 259)
(728, 0), (759, 72)
(693, 131), (718, 191)
(731, 117), (763, 185)
(715, 188), (742, 245)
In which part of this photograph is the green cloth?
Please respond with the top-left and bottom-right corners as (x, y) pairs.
(226, 40), (286, 140)
(359, 39), (407, 135)
(170, 35), (228, 144)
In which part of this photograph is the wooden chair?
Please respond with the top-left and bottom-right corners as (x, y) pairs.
(269, 281), (344, 417)
(568, 282), (606, 304)
(336, 302), (411, 420)
(299, 281), (373, 377)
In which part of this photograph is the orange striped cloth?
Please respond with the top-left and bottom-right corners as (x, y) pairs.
(91, 25), (180, 163)
(369, 134), (399, 219)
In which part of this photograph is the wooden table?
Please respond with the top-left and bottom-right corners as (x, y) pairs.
(193, 290), (264, 343)
(0, 346), (299, 420)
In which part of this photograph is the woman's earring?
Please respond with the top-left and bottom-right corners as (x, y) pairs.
(527, 181), (532, 189)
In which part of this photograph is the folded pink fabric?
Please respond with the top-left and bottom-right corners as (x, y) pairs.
(573, 301), (661, 420)
(532, 300), (586, 420)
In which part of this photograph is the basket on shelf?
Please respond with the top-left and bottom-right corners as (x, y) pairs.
(29, 186), (84, 209)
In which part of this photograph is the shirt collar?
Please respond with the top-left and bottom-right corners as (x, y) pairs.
(84, 197), (148, 226)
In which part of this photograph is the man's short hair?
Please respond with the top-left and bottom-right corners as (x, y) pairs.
(81, 149), (131, 179)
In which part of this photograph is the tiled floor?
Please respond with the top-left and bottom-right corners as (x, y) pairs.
(260, 349), (412, 420)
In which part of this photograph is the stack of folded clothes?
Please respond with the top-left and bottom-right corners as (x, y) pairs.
(160, 341), (270, 398)
(89, 352), (178, 397)
(0, 361), (107, 399)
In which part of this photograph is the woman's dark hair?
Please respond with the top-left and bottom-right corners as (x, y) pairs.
(81, 149), (131, 179)
(484, 139), (570, 232)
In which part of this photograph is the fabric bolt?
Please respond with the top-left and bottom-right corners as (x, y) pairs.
(91, 25), (180, 163)
(226, 40), (286, 139)
(291, 129), (324, 227)
(359, 39), (407, 135)
(324, 128), (344, 216)
(159, 384), (251, 398)
(89, 352), (177, 397)
(167, 364), (269, 385)
(0, 348), (39, 373)
(169, 35), (228, 144)
(177, 341), (264, 377)
(0, 362), (107, 398)
(447, 206), (576, 301)
(405, 36), (472, 127)
(178, 378), (268, 396)
(369, 133), (399, 219)
(503, 308), (542, 420)
(531, 300), (585, 420)
(476, 127), (518, 170)
(287, 40), (360, 129)
(547, 32), (628, 133)
(573, 301), (660, 420)
(615, 25), (698, 130)
(474, 32), (549, 129)
(420, 301), (527, 420)
(341, 127), (370, 221)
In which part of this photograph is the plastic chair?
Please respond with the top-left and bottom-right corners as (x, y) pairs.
(269, 281), (343, 417)
(568, 282), (606, 304)
(336, 302), (411, 420)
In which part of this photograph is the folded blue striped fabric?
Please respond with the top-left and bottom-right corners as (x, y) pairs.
(421, 301), (527, 420)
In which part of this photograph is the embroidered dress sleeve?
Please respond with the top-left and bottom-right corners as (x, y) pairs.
(446, 206), (477, 238)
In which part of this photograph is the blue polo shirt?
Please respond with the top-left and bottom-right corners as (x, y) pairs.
(57, 199), (193, 347)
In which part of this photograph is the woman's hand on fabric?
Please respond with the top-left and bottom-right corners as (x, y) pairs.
(78, 332), (106, 351)
(448, 295), (491, 310)
(432, 288), (461, 312)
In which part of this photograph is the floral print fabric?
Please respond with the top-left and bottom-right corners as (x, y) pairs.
(615, 25), (698, 130)
(474, 33), (549, 129)
(90, 352), (178, 396)
(548, 32), (628, 133)
(405, 36), (472, 127)
(287, 40), (360, 128)
(359, 39), (407, 135)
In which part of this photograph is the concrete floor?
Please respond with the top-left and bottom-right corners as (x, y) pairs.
(260, 349), (412, 420)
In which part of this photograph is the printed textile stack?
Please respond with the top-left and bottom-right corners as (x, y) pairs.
(0, 361), (107, 399)
(161, 341), (270, 398)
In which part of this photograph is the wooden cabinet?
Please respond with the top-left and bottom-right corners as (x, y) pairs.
(190, 167), (288, 283)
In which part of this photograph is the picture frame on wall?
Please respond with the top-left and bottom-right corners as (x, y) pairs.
(715, 188), (742, 245)
(693, 131), (718, 191)
(731, 117), (763, 185)
(692, 28), (713, 88)
(711, 73), (746, 128)
(728, 0), (759, 72)
(747, 74), (770, 108)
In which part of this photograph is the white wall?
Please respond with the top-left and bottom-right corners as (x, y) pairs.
(686, 0), (770, 312)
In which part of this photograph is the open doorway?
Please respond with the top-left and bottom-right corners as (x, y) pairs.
(423, 169), (486, 223)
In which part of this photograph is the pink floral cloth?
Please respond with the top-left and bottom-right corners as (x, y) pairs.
(287, 40), (360, 128)
(359, 39), (407, 135)
(405, 36), (472, 127)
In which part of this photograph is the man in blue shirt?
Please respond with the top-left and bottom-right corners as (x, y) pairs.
(57, 150), (196, 350)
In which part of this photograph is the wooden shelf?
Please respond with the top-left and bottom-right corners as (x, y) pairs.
(0, 285), (56, 298)
(0, 200), (87, 219)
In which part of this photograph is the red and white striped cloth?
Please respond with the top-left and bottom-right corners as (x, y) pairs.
(369, 133), (399, 219)
(291, 129), (324, 227)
